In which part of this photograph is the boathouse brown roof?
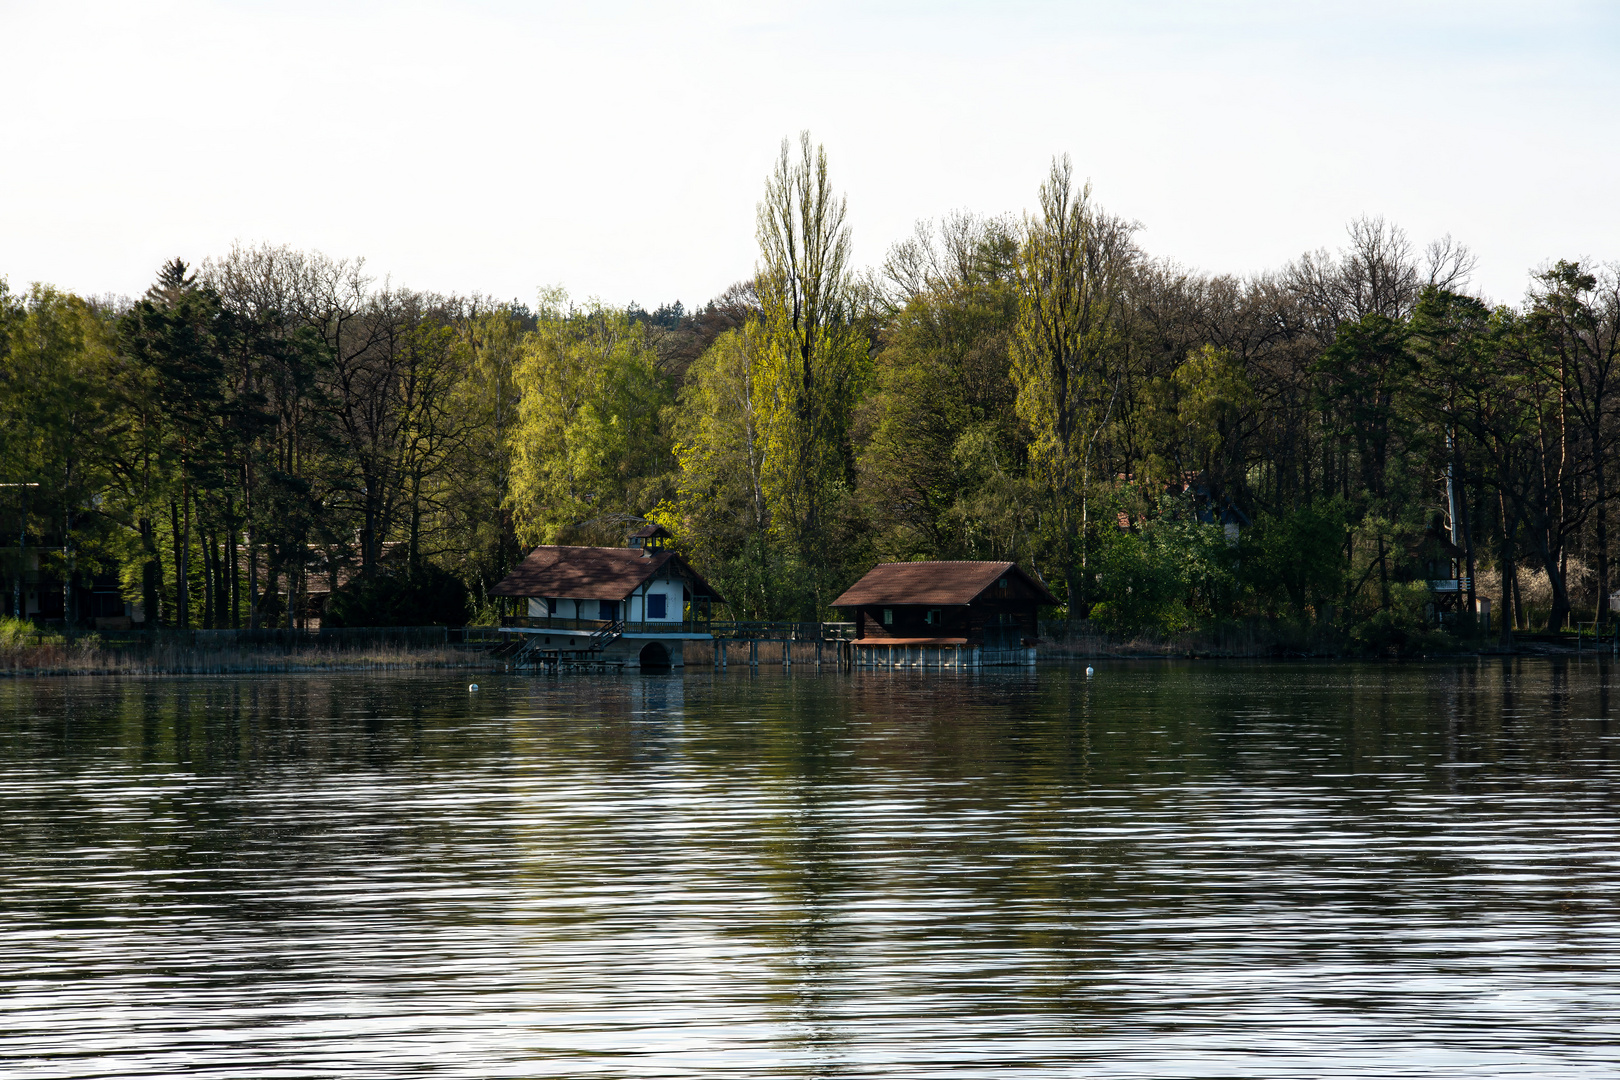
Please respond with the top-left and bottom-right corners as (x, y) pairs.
(488, 546), (724, 602)
(832, 561), (1059, 608)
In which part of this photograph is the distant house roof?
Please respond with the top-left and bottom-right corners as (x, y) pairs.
(489, 546), (724, 602)
(832, 561), (1059, 608)
(631, 523), (671, 540)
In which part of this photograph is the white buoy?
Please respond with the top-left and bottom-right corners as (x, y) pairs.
(1085, 666), (1094, 678)
(468, 683), (479, 692)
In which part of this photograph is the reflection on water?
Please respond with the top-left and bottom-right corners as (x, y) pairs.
(1, 661), (1618, 1077)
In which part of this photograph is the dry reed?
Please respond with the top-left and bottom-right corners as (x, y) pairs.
(0, 641), (498, 677)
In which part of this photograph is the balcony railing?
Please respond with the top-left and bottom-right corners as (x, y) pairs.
(500, 616), (712, 634)
(497, 617), (859, 640)
(712, 621), (856, 641)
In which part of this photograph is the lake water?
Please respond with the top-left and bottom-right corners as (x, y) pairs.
(2, 661), (1618, 1078)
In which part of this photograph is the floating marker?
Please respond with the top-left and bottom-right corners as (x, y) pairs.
(1085, 667), (1094, 678)
(468, 683), (479, 692)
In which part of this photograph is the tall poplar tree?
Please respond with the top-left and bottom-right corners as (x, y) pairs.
(754, 132), (866, 608)
(1011, 156), (1137, 618)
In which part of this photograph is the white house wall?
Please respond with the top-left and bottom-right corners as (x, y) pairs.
(521, 575), (691, 623)
(640, 580), (682, 621)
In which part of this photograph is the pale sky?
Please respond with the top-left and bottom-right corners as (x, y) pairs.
(3, 0), (1617, 310)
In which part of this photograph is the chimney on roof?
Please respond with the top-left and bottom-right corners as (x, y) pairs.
(628, 523), (669, 556)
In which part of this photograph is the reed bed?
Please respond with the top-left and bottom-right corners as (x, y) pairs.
(0, 641), (499, 677)
(682, 639), (845, 667)
(1038, 620), (1343, 659)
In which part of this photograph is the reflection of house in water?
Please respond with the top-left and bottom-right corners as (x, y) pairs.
(490, 525), (724, 668)
(833, 561), (1057, 667)
(628, 675), (683, 725)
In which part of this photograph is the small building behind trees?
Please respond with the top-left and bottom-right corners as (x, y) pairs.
(832, 560), (1058, 666)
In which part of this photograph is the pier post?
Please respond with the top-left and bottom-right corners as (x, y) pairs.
(750, 639), (758, 667)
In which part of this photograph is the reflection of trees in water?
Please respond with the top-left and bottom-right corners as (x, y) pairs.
(5, 664), (1620, 1070)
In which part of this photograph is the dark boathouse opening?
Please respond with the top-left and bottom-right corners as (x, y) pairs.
(638, 641), (672, 668)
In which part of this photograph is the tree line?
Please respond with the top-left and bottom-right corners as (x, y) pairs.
(2, 132), (1616, 643)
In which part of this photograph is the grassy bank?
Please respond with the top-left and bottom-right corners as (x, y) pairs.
(0, 642), (500, 676)
(1036, 619), (1537, 659)
(0, 619), (501, 676)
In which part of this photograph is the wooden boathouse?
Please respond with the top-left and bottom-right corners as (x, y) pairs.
(832, 560), (1057, 668)
(489, 525), (724, 668)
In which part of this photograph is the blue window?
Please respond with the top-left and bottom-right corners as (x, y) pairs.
(647, 593), (667, 619)
(599, 600), (617, 621)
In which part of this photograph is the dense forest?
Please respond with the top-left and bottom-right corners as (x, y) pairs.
(2, 133), (1617, 644)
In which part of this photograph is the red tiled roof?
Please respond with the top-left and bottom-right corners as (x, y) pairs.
(832, 561), (1058, 607)
(489, 546), (723, 602)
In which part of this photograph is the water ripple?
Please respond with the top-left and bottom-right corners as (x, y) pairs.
(0, 660), (1617, 1077)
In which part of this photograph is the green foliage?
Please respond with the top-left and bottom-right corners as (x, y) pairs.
(4, 156), (1614, 648)
(754, 133), (868, 589)
(668, 325), (770, 555)
(1348, 602), (1451, 657)
(1089, 497), (1237, 634)
(1243, 500), (1348, 615)
(323, 563), (470, 627)
(507, 302), (673, 546)
(1010, 156), (1137, 606)
(698, 535), (819, 622)
(0, 616), (62, 649)
(859, 222), (1027, 560)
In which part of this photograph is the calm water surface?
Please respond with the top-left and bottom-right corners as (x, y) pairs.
(2, 661), (1618, 1078)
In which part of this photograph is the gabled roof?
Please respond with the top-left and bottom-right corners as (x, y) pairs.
(489, 546), (724, 602)
(832, 560), (1059, 607)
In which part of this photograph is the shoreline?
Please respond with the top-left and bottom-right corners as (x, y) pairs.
(0, 642), (1601, 677)
(0, 643), (502, 677)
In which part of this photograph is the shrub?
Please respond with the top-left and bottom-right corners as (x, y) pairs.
(1348, 606), (1451, 657)
(1089, 503), (1236, 635)
(323, 563), (471, 627)
(1242, 499), (1348, 615)
(0, 617), (62, 650)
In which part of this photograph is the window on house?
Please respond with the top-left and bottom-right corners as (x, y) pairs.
(926, 608), (942, 625)
(647, 593), (667, 619)
(883, 608), (893, 625)
(599, 600), (617, 621)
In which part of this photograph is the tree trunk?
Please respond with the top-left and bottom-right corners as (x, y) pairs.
(1463, 483), (1478, 630)
(248, 533), (259, 631)
(215, 530), (228, 631)
(1597, 480), (1610, 629)
(139, 516), (160, 627)
(1377, 534), (1390, 611)
(170, 497), (188, 630)
(201, 525), (214, 631)
(1499, 494), (1516, 645)
(1544, 544), (1571, 632)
